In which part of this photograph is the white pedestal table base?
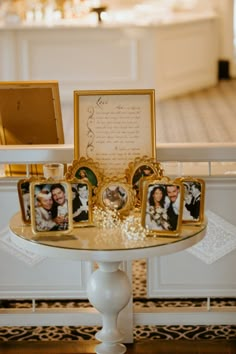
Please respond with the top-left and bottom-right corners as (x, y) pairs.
(87, 261), (132, 354)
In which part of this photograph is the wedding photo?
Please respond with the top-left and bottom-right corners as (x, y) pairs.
(142, 181), (183, 236)
(30, 181), (72, 235)
(181, 178), (205, 224)
(71, 181), (93, 226)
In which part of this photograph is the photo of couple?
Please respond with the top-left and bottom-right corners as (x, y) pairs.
(32, 182), (71, 233)
(183, 181), (202, 221)
(145, 183), (182, 232)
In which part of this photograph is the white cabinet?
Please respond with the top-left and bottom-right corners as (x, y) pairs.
(154, 19), (219, 98)
(0, 12), (219, 103)
(14, 27), (155, 102)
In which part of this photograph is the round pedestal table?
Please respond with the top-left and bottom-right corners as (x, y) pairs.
(9, 212), (207, 354)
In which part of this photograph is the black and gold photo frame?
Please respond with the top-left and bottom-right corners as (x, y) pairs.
(30, 180), (73, 235)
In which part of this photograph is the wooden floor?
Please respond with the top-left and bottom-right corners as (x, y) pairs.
(1, 340), (236, 354)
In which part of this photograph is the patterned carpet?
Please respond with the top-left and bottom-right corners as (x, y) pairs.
(0, 260), (235, 342)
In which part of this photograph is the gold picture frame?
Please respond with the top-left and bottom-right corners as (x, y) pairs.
(17, 176), (40, 224)
(125, 156), (163, 203)
(94, 177), (136, 216)
(141, 176), (183, 237)
(0, 80), (64, 177)
(176, 177), (205, 224)
(30, 180), (73, 236)
(74, 89), (156, 176)
(69, 178), (93, 227)
(65, 157), (104, 191)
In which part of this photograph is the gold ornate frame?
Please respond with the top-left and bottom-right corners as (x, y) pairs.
(74, 89), (156, 176)
(94, 177), (136, 216)
(141, 176), (184, 237)
(30, 180), (73, 236)
(125, 156), (163, 204)
(176, 177), (205, 224)
(65, 157), (104, 191)
(69, 178), (93, 227)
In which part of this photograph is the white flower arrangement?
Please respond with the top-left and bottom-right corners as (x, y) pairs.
(147, 206), (170, 230)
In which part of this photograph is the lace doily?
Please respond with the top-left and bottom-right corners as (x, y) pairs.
(187, 210), (236, 264)
(0, 227), (45, 266)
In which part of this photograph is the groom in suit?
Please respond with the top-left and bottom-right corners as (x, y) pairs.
(185, 182), (201, 220)
(73, 184), (89, 222)
(166, 185), (180, 230)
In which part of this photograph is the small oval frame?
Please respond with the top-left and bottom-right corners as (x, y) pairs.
(94, 177), (136, 216)
(125, 156), (164, 205)
(65, 157), (104, 192)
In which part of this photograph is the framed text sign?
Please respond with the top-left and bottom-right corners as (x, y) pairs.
(74, 89), (156, 176)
